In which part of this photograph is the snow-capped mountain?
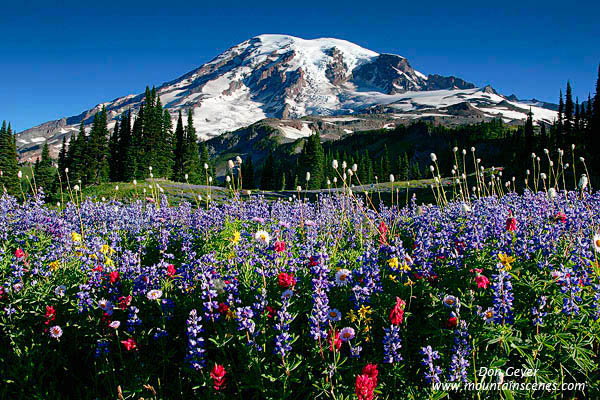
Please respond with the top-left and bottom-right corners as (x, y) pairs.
(17, 34), (557, 161)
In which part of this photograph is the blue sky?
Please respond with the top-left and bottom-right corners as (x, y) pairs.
(2, 0), (599, 131)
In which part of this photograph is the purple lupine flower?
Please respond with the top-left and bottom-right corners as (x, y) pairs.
(185, 309), (205, 371)
(592, 285), (600, 321)
(382, 325), (402, 364)
(491, 269), (514, 325)
(421, 345), (442, 384)
(557, 268), (582, 316)
(531, 296), (548, 326)
(448, 321), (471, 383)
(308, 254), (331, 341)
(274, 295), (294, 357)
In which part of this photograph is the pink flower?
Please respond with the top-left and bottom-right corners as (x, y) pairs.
(277, 272), (296, 288)
(120, 338), (137, 351)
(475, 274), (490, 289)
(15, 248), (25, 259)
(389, 297), (406, 325)
(210, 363), (226, 391)
(328, 328), (341, 352)
(506, 214), (517, 231)
(274, 241), (286, 253)
(167, 264), (176, 276)
(109, 271), (120, 284)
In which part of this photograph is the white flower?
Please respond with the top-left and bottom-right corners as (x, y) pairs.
(254, 230), (271, 245)
(389, 174), (394, 183)
(185, 173), (189, 180)
(333, 177), (337, 183)
(429, 165), (435, 173)
(327, 179), (331, 185)
(236, 156), (242, 164)
(453, 147), (458, 152)
(580, 157), (585, 162)
(74, 185), (79, 192)
(133, 179), (137, 185)
(462, 149), (467, 155)
(204, 163), (209, 170)
(332, 160), (338, 169)
(209, 176), (213, 183)
(64, 168), (69, 173)
(347, 169), (353, 177)
(593, 234), (600, 253)
(540, 173), (547, 180)
(471, 147), (475, 152)
(544, 148), (549, 154)
(335, 269), (352, 286)
(49, 325), (63, 339)
(327, 308), (342, 322)
(227, 160), (234, 169)
(147, 289), (163, 300)
(150, 173), (154, 178)
(342, 161), (347, 169)
(54, 285), (66, 297)
(109, 320), (121, 329)
(17, 171), (22, 179)
(461, 203), (471, 213)
(352, 163), (358, 172)
(579, 174), (588, 190)
(296, 185), (302, 191)
(571, 144), (575, 150)
(548, 188), (557, 199)
(306, 172), (311, 182)
(430, 153), (437, 162)
(226, 176), (231, 183)
(115, 185), (119, 191)
(212, 279), (226, 294)
(149, 166), (153, 171)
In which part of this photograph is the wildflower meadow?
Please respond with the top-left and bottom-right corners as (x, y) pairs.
(1, 149), (600, 399)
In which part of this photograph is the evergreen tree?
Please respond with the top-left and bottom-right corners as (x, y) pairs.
(242, 156), (254, 189)
(130, 106), (144, 180)
(297, 132), (324, 189)
(574, 99), (580, 133)
(173, 111), (185, 181)
(564, 82), (574, 134)
(556, 90), (564, 136)
(158, 109), (174, 179)
(260, 151), (275, 190)
(0, 121), (19, 194)
(86, 108), (110, 184)
(524, 108), (534, 155)
(67, 121), (87, 185)
(108, 120), (121, 181)
(183, 110), (201, 183)
(57, 136), (68, 183)
(34, 141), (55, 194)
(199, 141), (210, 183)
(118, 111), (133, 182)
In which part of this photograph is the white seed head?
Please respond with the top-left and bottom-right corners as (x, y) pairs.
(452, 147), (458, 152)
(133, 179), (137, 185)
(332, 159), (338, 169)
(65, 168), (69, 173)
(305, 172), (311, 182)
(74, 185), (79, 191)
(17, 171), (22, 179)
(236, 156), (242, 164)
(342, 161), (347, 169)
(115, 185), (119, 191)
(430, 153), (437, 162)
(209, 176), (213, 183)
(226, 176), (231, 183)
(352, 163), (357, 172)
(148, 166), (152, 171)
(227, 160), (234, 169)
(296, 185), (302, 191)
(471, 147), (475, 152)
(204, 163), (209, 170)
(389, 174), (395, 182)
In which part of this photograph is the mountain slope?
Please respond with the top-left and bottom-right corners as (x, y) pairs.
(17, 34), (557, 161)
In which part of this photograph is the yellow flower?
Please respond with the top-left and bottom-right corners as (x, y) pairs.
(404, 278), (415, 287)
(226, 309), (237, 321)
(400, 262), (411, 273)
(49, 261), (60, 271)
(389, 274), (397, 282)
(348, 309), (357, 323)
(100, 244), (115, 255)
(232, 231), (241, 244)
(358, 305), (372, 320)
(498, 252), (515, 271)
(104, 258), (115, 268)
(71, 232), (82, 242)
(388, 257), (399, 269)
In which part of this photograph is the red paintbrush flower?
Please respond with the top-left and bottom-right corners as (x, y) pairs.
(355, 364), (378, 400)
(120, 338), (137, 351)
(109, 271), (120, 284)
(218, 302), (229, 314)
(44, 305), (56, 325)
(389, 297), (406, 325)
(506, 213), (517, 232)
(274, 241), (286, 253)
(167, 264), (176, 276)
(15, 248), (25, 259)
(328, 328), (341, 352)
(210, 363), (226, 391)
(118, 295), (132, 310)
(277, 272), (296, 288)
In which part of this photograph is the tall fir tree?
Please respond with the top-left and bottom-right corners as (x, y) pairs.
(108, 120), (121, 181)
(172, 110), (186, 182)
(183, 110), (202, 183)
(0, 121), (19, 194)
(118, 111), (132, 182)
(260, 150), (276, 190)
(67, 121), (87, 185)
(297, 132), (324, 189)
(564, 81), (574, 135)
(34, 141), (55, 195)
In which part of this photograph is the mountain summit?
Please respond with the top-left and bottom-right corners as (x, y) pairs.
(17, 34), (556, 160)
